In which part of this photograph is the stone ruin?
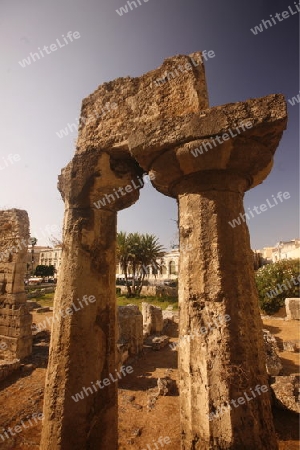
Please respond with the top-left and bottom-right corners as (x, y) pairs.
(117, 304), (143, 368)
(40, 51), (287, 449)
(142, 302), (163, 336)
(0, 209), (32, 379)
(285, 298), (300, 320)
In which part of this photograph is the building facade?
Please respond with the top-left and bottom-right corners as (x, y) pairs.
(254, 239), (300, 267)
(271, 239), (300, 262)
(39, 246), (63, 276)
(27, 245), (51, 276)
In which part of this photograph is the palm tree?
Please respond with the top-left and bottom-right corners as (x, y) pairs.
(116, 232), (165, 297)
(135, 234), (164, 295)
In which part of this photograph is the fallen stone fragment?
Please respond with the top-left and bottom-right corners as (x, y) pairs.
(263, 329), (283, 376)
(131, 427), (141, 437)
(282, 341), (299, 352)
(271, 374), (300, 414)
(157, 377), (177, 396)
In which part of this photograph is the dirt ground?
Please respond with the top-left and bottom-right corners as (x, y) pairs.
(0, 312), (298, 449)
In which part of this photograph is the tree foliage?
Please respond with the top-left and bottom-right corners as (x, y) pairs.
(117, 232), (164, 297)
(255, 259), (300, 314)
(34, 265), (55, 277)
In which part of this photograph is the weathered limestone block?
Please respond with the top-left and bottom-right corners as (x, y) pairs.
(263, 330), (283, 376)
(76, 52), (208, 153)
(0, 209), (32, 361)
(117, 305), (143, 364)
(157, 376), (177, 396)
(282, 340), (299, 352)
(162, 309), (179, 323)
(142, 303), (163, 336)
(151, 335), (169, 350)
(271, 374), (300, 414)
(285, 298), (300, 320)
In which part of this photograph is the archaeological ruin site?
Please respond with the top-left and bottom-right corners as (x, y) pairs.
(2, 51), (297, 450)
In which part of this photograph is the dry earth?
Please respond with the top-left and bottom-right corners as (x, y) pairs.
(0, 311), (298, 449)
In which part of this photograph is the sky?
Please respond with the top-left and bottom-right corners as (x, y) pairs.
(0, 0), (299, 251)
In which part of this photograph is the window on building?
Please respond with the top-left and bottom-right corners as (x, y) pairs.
(169, 261), (176, 275)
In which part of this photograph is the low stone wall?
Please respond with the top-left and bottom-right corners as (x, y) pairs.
(118, 285), (177, 297)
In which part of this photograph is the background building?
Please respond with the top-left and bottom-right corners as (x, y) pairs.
(271, 239), (300, 262)
(39, 246), (63, 276)
(254, 239), (300, 267)
(26, 245), (51, 276)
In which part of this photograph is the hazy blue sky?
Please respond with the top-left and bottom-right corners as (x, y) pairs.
(1, 0), (299, 250)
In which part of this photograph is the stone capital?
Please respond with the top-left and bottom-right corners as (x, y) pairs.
(128, 94), (287, 197)
(171, 170), (251, 196)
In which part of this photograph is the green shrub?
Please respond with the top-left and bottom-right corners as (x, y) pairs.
(255, 259), (300, 314)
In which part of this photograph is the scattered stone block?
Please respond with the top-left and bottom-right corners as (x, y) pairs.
(142, 303), (163, 336)
(144, 334), (169, 350)
(117, 305), (143, 368)
(285, 298), (300, 320)
(151, 335), (169, 350)
(162, 309), (179, 323)
(157, 377), (177, 396)
(263, 330), (283, 376)
(282, 341), (298, 352)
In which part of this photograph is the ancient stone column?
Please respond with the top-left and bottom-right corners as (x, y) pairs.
(41, 51), (208, 450)
(0, 209), (32, 361)
(175, 173), (276, 449)
(129, 94), (287, 449)
(40, 152), (143, 450)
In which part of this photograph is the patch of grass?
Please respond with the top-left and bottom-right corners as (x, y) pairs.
(117, 295), (178, 310)
(29, 293), (54, 308)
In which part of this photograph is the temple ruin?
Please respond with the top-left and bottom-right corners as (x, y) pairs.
(40, 51), (287, 449)
(0, 209), (32, 364)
